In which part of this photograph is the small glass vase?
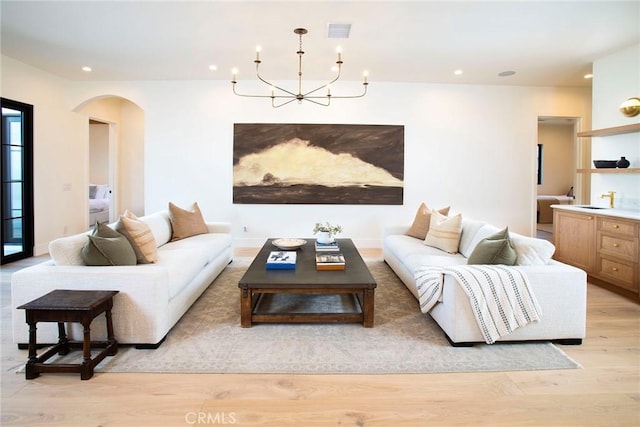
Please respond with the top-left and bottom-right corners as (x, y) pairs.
(316, 231), (334, 244)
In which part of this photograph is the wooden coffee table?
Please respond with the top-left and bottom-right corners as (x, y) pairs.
(238, 238), (376, 327)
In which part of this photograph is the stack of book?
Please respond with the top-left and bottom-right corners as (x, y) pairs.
(266, 251), (297, 270)
(315, 241), (340, 252)
(315, 253), (346, 270)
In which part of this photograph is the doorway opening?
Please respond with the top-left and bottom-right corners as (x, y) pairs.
(1, 98), (34, 264)
(89, 119), (113, 226)
(535, 116), (580, 241)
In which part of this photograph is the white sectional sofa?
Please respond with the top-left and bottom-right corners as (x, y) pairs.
(12, 210), (233, 348)
(383, 218), (587, 346)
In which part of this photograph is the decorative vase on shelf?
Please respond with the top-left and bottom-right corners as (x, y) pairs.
(316, 231), (334, 244)
(616, 156), (630, 168)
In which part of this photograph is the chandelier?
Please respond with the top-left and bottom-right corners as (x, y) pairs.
(231, 28), (368, 108)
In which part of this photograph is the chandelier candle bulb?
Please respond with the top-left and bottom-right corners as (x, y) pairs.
(255, 46), (261, 62)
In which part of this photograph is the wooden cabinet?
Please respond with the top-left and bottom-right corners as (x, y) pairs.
(596, 217), (639, 294)
(554, 208), (639, 301)
(553, 210), (596, 272)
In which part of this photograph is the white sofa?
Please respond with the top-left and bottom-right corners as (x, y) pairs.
(12, 211), (233, 348)
(383, 219), (587, 345)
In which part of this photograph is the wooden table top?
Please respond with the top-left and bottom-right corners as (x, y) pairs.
(238, 238), (376, 289)
(17, 290), (119, 311)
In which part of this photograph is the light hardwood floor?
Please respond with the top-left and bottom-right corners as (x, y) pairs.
(1, 250), (639, 426)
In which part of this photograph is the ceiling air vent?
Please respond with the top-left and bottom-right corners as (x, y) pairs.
(327, 23), (351, 39)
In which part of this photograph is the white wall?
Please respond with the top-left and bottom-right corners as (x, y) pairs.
(89, 123), (109, 184)
(2, 55), (592, 252)
(590, 44), (640, 210)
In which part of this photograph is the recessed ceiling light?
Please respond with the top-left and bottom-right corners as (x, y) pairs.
(498, 70), (516, 77)
(454, 69), (463, 76)
(82, 66), (92, 72)
(209, 65), (218, 71)
(584, 73), (593, 79)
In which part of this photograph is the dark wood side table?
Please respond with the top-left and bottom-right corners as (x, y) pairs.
(17, 289), (119, 380)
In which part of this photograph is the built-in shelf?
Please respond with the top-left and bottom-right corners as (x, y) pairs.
(577, 168), (640, 174)
(577, 123), (640, 137)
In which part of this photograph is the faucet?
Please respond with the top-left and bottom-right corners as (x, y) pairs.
(601, 190), (616, 208)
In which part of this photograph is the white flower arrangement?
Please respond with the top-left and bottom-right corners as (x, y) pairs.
(312, 222), (343, 237)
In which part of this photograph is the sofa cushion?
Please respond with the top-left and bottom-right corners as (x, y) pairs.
(467, 227), (517, 265)
(424, 211), (462, 254)
(169, 202), (208, 242)
(406, 203), (450, 240)
(49, 233), (90, 266)
(158, 233), (232, 299)
(384, 234), (467, 274)
(81, 223), (137, 266)
(116, 210), (158, 264)
(458, 218), (487, 257)
(141, 211), (173, 247)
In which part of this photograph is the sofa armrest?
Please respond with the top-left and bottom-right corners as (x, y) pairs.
(206, 222), (231, 234)
(11, 261), (172, 344)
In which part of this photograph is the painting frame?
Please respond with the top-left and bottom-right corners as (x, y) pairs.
(233, 123), (404, 205)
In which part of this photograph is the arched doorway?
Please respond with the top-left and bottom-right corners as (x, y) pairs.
(74, 96), (145, 225)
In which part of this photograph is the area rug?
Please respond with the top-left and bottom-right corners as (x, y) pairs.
(37, 260), (581, 374)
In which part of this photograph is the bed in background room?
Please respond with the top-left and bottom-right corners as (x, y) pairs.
(537, 187), (574, 224)
(89, 184), (110, 226)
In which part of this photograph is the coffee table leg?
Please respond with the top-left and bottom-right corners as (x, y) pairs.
(362, 288), (375, 327)
(240, 287), (252, 328)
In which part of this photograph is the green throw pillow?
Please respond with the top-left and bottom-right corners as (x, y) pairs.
(467, 227), (517, 265)
(81, 222), (137, 266)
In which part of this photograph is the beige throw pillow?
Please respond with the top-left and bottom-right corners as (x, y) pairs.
(116, 210), (158, 264)
(424, 211), (463, 254)
(169, 202), (208, 241)
(406, 203), (451, 240)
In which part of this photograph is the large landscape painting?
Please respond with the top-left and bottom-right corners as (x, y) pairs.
(233, 123), (404, 204)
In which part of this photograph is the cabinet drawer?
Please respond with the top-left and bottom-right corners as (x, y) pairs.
(598, 234), (638, 261)
(598, 218), (636, 236)
(597, 256), (637, 293)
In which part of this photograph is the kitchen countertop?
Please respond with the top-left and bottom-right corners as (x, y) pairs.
(552, 204), (640, 221)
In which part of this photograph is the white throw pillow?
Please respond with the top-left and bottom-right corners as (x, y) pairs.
(511, 234), (556, 265)
(424, 211), (462, 254)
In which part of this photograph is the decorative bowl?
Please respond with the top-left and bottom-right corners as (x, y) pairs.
(593, 160), (617, 169)
(272, 238), (307, 250)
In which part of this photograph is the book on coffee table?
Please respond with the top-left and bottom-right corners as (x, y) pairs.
(266, 251), (297, 270)
(315, 241), (340, 251)
(315, 253), (346, 270)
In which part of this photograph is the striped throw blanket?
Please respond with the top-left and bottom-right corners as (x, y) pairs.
(415, 265), (542, 344)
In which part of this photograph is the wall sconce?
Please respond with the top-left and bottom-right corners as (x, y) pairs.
(619, 97), (640, 117)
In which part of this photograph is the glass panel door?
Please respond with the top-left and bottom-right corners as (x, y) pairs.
(1, 98), (34, 264)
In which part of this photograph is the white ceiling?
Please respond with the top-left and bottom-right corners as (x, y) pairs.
(1, 1), (639, 87)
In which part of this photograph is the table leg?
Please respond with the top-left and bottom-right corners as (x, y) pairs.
(105, 308), (118, 356)
(80, 320), (94, 380)
(25, 320), (39, 379)
(362, 288), (375, 327)
(240, 287), (252, 328)
(57, 322), (70, 355)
